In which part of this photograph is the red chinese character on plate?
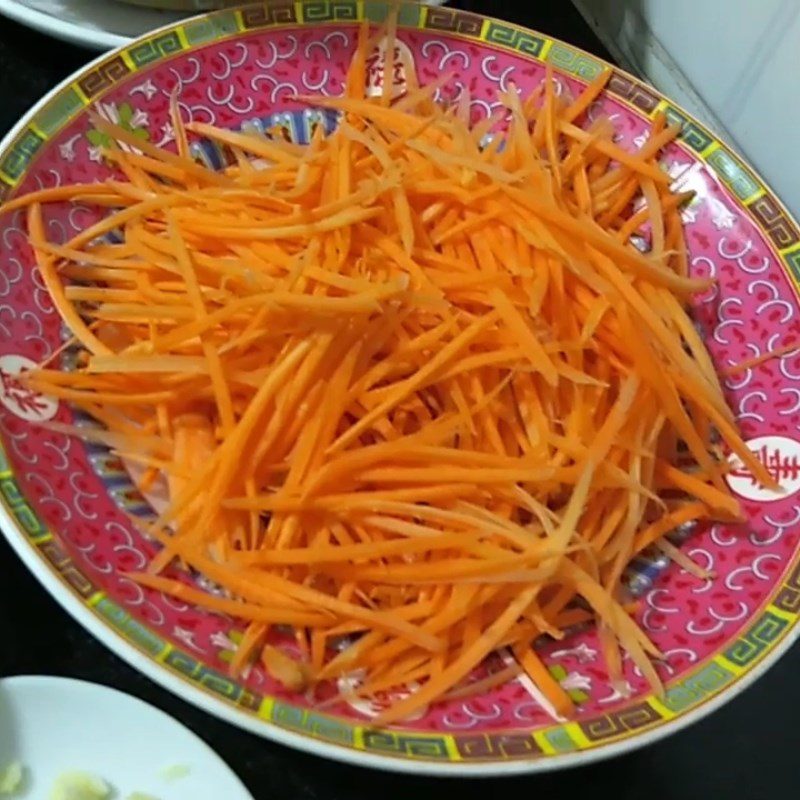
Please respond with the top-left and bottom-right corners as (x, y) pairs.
(726, 435), (800, 502)
(0, 354), (58, 422)
(363, 37), (417, 100)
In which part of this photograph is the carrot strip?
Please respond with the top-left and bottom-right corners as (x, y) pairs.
(720, 342), (798, 376)
(513, 643), (575, 718)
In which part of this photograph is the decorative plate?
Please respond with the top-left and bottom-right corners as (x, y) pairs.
(1, 1), (800, 775)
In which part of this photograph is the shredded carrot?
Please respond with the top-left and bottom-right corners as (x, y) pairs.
(5, 23), (766, 725)
(513, 642), (574, 718)
(230, 621), (268, 678)
(720, 341), (798, 377)
(261, 644), (311, 692)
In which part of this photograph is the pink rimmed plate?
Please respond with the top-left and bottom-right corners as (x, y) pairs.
(1, 1), (799, 776)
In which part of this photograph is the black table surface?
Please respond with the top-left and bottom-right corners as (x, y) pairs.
(1, 3), (798, 798)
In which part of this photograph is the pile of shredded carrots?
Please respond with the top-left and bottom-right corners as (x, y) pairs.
(5, 22), (772, 724)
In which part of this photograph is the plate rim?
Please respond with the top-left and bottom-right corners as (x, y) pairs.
(1, 0), (800, 775)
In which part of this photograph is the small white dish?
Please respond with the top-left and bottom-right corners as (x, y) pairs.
(0, 0), (447, 51)
(0, 675), (253, 800)
(0, 0), (186, 50)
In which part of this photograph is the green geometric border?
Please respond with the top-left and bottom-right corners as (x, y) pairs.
(662, 104), (714, 154)
(2, 0), (800, 766)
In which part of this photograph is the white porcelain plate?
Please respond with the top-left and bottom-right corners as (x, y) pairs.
(0, 0), (446, 51)
(0, 0), (187, 50)
(0, 0), (186, 50)
(0, 676), (253, 799)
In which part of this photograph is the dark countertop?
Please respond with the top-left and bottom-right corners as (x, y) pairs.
(1, 4), (798, 799)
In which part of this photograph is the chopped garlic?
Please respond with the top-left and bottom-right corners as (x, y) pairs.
(49, 771), (110, 800)
(158, 764), (190, 782)
(0, 762), (23, 796)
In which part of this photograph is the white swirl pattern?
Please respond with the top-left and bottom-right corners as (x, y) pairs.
(0, 305), (13, 337)
(713, 297), (744, 346)
(685, 548), (714, 588)
(754, 507), (800, 546)
(24, 471), (72, 523)
(210, 42), (249, 80)
(256, 35), (298, 70)
(737, 390), (768, 423)
(480, 55), (515, 92)
(442, 700), (504, 729)
(1, 252), (20, 294)
(69, 471), (99, 520)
